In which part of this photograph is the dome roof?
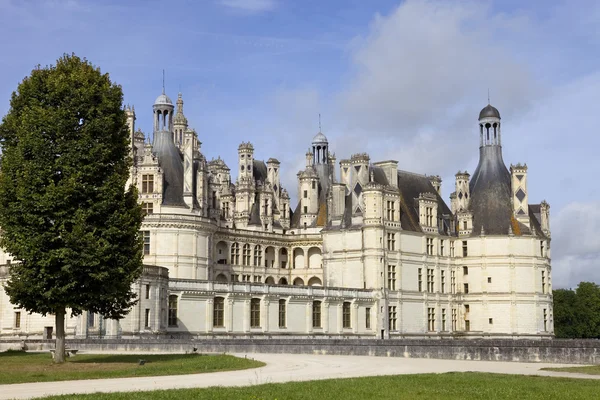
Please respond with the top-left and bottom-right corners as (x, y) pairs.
(154, 93), (173, 106)
(479, 104), (500, 120)
(312, 131), (328, 144)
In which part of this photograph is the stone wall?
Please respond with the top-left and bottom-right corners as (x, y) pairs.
(2, 338), (598, 364)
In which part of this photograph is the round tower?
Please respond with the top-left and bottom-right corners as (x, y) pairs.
(478, 104), (501, 147)
(153, 92), (174, 133)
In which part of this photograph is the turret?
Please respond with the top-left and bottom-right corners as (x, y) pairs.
(510, 163), (529, 228)
(540, 200), (550, 237)
(173, 93), (188, 150)
(454, 171), (470, 212)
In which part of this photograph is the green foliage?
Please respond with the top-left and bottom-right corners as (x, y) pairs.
(0, 351), (263, 384)
(0, 54), (143, 319)
(553, 282), (600, 338)
(39, 373), (600, 400)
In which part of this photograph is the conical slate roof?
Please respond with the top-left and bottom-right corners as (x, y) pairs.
(152, 130), (186, 207)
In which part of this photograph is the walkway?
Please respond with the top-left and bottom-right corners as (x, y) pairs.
(1, 353), (598, 399)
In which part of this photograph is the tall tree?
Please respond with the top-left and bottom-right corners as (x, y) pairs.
(0, 54), (143, 363)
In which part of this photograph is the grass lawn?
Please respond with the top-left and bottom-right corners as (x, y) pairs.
(40, 372), (600, 400)
(0, 350), (264, 385)
(541, 365), (600, 375)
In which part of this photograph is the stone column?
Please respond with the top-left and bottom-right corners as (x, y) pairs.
(206, 299), (213, 333)
(227, 298), (234, 333)
(243, 299), (250, 333)
(306, 302), (313, 334)
(353, 303), (359, 334)
(263, 299), (270, 332)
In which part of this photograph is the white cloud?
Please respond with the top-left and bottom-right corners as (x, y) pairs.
(551, 201), (600, 288)
(218, 0), (277, 13)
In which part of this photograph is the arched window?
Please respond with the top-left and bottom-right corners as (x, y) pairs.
(243, 244), (251, 266)
(168, 295), (178, 327)
(231, 243), (240, 265)
(213, 297), (225, 327)
(254, 245), (262, 266)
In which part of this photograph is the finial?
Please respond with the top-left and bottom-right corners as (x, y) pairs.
(318, 113), (322, 132)
(162, 69), (165, 94)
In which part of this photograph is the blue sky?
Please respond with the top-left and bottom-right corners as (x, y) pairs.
(0, 0), (598, 288)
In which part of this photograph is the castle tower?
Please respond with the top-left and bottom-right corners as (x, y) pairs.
(173, 93), (188, 150)
(235, 142), (255, 228)
(454, 171), (470, 211)
(153, 90), (174, 134)
(125, 105), (136, 150)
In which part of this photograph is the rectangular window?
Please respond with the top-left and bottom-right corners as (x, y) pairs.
(278, 299), (286, 328)
(465, 320), (470, 331)
(168, 295), (178, 327)
(388, 306), (397, 331)
(450, 241), (455, 257)
(253, 275), (262, 282)
(365, 307), (371, 329)
(543, 308), (548, 331)
(303, 206), (308, 213)
(312, 301), (322, 328)
(427, 269), (434, 293)
(463, 266), (469, 275)
(88, 312), (95, 328)
(426, 238), (434, 255)
(541, 271), (546, 294)
(387, 233), (396, 251)
(464, 304), (470, 313)
(141, 174), (154, 194)
(442, 308), (447, 331)
(441, 270), (445, 293)
(487, 277), (492, 284)
(14, 311), (21, 329)
(387, 265), (396, 291)
(386, 200), (396, 221)
(427, 307), (435, 331)
(312, 181), (316, 189)
(451, 270), (456, 294)
(462, 240), (468, 257)
(452, 308), (457, 331)
(343, 302), (352, 329)
(464, 283), (469, 294)
(250, 298), (261, 328)
(426, 207), (433, 226)
(440, 239), (444, 256)
(303, 190), (308, 198)
(145, 284), (150, 299)
(540, 241), (544, 257)
(418, 268), (423, 292)
(142, 202), (153, 215)
(144, 309), (150, 329)
(489, 318), (493, 324)
(463, 221), (467, 230)
(213, 297), (225, 327)
(142, 231), (150, 255)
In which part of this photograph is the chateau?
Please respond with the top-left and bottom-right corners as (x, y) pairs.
(0, 91), (553, 340)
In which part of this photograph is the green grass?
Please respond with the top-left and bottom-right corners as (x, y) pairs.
(40, 372), (600, 400)
(541, 365), (600, 375)
(0, 350), (264, 384)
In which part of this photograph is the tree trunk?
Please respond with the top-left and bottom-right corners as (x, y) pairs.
(54, 308), (66, 364)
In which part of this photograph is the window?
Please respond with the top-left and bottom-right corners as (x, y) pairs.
(543, 308), (548, 331)
(440, 239), (444, 256)
(418, 268), (423, 292)
(250, 298), (261, 328)
(142, 174), (154, 193)
(144, 309), (150, 329)
(142, 202), (153, 215)
(464, 283), (469, 294)
(278, 299), (286, 328)
(451, 270), (456, 294)
(387, 265), (396, 290)
(223, 202), (229, 218)
(442, 309), (447, 331)
(14, 311), (21, 329)
(142, 231), (150, 255)
(426, 207), (433, 226)
(145, 284), (150, 299)
(168, 295), (178, 327)
(463, 266), (468, 275)
(540, 241), (544, 257)
(303, 206), (308, 213)
(388, 306), (397, 331)
(343, 302), (352, 329)
(242, 274), (251, 282)
(427, 269), (434, 293)
(253, 275), (262, 282)
(426, 238), (434, 255)
(230, 274), (239, 282)
(212, 191), (217, 208)
(303, 190), (308, 198)
(452, 309), (457, 331)
(489, 318), (493, 324)
(213, 297), (224, 327)
(463, 221), (467, 230)
(462, 240), (468, 257)
(366, 307), (371, 329)
(541, 271), (546, 294)
(450, 241), (455, 257)
(386, 200), (396, 221)
(465, 320), (470, 331)
(242, 244), (251, 266)
(464, 304), (470, 313)
(312, 181), (316, 189)
(312, 301), (322, 328)
(441, 271), (445, 293)
(387, 233), (396, 251)
(427, 307), (435, 331)
(254, 245), (262, 266)
(231, 243), (240, 265)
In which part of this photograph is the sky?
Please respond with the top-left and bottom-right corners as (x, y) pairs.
(0, 0), (598, 289)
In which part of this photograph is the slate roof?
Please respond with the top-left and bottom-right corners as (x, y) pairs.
(252, 160), (268, 182)
(152, 130), (187, 207)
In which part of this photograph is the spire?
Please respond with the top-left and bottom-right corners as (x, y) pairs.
(173, 92), (188, 126)
(318, 113), (322, 132)
(162, 69), (165, 94)
(487, 88), (490, 105)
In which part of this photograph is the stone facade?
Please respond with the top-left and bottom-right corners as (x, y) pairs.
(0, 97), (553, 340)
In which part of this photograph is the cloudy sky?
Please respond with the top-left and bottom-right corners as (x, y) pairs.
(0, 0), (598, 288)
